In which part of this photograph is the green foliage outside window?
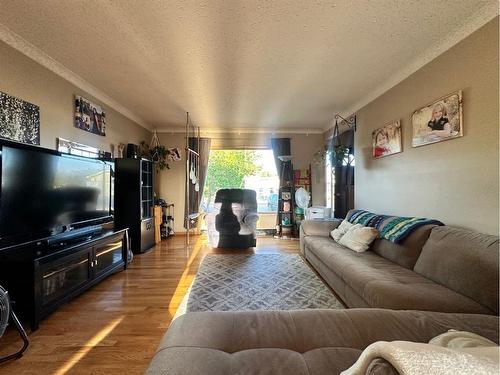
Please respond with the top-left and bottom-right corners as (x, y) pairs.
(203, 150), (263, 208)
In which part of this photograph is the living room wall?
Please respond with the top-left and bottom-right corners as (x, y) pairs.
(353, 18), (499, 235)
(0, 40), (150, 152)
(156, 132), (325, 233)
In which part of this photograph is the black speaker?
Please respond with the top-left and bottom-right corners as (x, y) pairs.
(125, 143), (139, 159)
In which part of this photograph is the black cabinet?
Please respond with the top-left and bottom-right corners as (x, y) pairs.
(0, 229), (128, 330)
(115, 158), (155, 253)
(36, 248), (93, 307)
(93, 236), (125, 277)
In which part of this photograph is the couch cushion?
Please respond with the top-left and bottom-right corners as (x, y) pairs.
(302, 219), (342, 237)
(303, 235), (346, 261)
(303, 236), (492, 314)
(146, 309), (499, 375)
(414, 226), (499, 315)
(371, 224), (435, 269)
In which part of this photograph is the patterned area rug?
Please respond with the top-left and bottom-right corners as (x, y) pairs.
(185, 254), (344, 312)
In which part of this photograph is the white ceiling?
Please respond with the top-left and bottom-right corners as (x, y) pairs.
(0, 0), (497, 132)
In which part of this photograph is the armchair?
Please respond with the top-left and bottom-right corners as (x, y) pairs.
(205, 189), (259, 248)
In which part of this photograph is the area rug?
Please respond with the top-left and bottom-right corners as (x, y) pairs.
(184, 254), (344, 313)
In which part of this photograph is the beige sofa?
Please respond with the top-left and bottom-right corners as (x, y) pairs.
(146, 309), (499, 374)
(300, 216), (499, 315)
(146, 216), (499, 374)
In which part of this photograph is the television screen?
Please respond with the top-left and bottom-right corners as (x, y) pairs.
(0, 145), (112, 245)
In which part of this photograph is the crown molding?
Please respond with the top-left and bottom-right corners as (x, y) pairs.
(156, 126), (324, 135)
(0, 23), (151, 130)
(323, 2), (499, 132)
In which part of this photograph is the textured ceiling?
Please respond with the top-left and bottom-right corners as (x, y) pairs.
(0, 0), (497, 131)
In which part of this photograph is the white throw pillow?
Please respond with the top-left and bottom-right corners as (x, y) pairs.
(338, 225), (379, 252)
(330, 219), (354, 242)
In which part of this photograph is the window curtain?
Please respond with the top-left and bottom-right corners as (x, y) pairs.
(271, 138), (292, 226)
(184, 137), (211, 228)
(270, 138), (292, 187)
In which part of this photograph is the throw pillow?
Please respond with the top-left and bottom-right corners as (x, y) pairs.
(338, 225), (379, 252)
(330, 219), (354, 242)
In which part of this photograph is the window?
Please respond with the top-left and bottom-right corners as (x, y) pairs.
(57, 138), (101, 158)
(201, 149), (279, 214)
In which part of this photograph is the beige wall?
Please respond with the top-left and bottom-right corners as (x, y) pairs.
(353, 18), (499, 234)
(156, 134), (186, 232)
(156, 132), (324, 232)
(0, 41), (150, 152)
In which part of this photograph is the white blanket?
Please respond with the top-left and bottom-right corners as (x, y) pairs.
(341, 340), (499, 375)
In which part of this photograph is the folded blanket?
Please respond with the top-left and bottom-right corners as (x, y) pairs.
(346, 210), (443, 243)
(341, 340), (499, 375)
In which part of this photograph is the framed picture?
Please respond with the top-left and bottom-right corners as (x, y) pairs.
(411, 91), (463, 147)
(167, 147), (182, 161)
(372, 121), (402, 158)
(74, 95), (106, 136)
(0, 91), (40, 145)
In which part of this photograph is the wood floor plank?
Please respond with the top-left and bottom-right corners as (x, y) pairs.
(0, 235), (299, 374)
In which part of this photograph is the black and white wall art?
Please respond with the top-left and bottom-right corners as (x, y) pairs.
(0, 91), (40, 145)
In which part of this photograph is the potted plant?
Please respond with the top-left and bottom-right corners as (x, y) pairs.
(138, 141), (170, 170)
(331, 145), (351, 167)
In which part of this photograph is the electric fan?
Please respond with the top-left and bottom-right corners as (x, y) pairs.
(295, 187), (310, 210)
(0, 286), (29, 363)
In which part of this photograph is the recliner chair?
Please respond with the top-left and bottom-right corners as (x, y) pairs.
(205, 189), (259, 248)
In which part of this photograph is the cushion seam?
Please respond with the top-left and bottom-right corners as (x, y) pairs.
(155, 344), (363, 355)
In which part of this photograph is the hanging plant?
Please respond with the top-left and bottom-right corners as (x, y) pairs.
(313, 146), (328, 165)
(138, 141), (170, 170)
(331, 144), (350, 167)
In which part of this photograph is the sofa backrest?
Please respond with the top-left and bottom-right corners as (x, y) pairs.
(414, 226), (499, 315)
(344, 209), (436, 269)
(371, 224), (436, 269)
(215, 189), (257, 211)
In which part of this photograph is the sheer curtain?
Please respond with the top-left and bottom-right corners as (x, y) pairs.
(184, 137), (211, 228)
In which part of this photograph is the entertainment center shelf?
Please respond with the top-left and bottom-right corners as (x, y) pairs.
(0, 139), (132, 330)
(0, 228), (129, 330)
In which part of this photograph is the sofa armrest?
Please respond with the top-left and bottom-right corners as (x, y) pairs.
(300, 219), (341, 255)
(301, 219), (341, 237)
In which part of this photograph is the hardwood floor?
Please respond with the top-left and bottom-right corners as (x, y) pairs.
(0, 235), (299, 375)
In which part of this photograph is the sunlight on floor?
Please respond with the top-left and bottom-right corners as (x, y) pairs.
(53, 316), (124, 375)
(167, 237), (204, 317)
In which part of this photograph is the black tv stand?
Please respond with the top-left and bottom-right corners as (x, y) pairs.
(45, 225), (103, 247)
(0, 227), (129, 331)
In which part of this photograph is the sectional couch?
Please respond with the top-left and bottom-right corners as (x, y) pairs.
(146, 309), (499, 375)
(146, 213), (499, 374)
(300, 215), (499, 315)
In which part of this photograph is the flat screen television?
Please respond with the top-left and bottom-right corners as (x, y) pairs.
(0, 140), (113, 247)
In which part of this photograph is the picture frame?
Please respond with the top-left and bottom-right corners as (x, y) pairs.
(372, 120), (402, 158)
(0, 91), (40, 145)
(411, 91), (463, 148)
(74, 95), (106, 136)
